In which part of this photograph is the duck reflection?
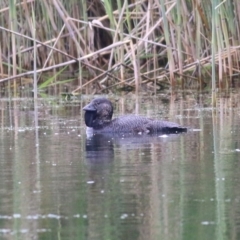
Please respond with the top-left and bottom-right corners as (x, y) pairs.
(85, 131), (184, 164)
(85, 133), (115, 164)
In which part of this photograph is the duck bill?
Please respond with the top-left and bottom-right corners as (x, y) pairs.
(83, 103), (96, 111)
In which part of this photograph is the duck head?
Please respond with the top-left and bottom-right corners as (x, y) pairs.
(83, 98), (113, 127)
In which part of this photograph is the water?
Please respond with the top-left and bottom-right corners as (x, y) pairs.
(0, 93), (239, 240)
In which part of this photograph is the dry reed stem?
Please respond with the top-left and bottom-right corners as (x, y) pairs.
(0, 47), (3, 78)
(53, 0), (88, 61)
(0, 26), (110, 75)
(157, 47), (239, 81)
(38, 24), (66, 81)
(71, 18), (182, 53)
(0, 26), (75, 60)
(0, 0), (34, 13)
(71, 62), (125, 93)
(0, 40), (130, 83)
(130, 40), (140, 93)
(9, 0), (17, 95)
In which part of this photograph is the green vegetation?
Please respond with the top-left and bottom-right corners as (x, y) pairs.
(0, 0), (239, 94)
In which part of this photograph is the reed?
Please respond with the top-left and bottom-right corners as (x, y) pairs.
(0, 0), (239, 94)
(9, 0), (17, 95)
(211, 0), (217, 107)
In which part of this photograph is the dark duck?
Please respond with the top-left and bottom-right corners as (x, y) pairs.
(83, 98), (187, 134)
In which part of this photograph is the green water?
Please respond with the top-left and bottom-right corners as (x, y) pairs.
(0, 93), (239, 240)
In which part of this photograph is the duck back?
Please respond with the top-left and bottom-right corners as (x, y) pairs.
(91, 115), (187, 134)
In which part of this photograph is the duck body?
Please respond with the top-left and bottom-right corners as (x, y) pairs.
(83, 98), (187, 134)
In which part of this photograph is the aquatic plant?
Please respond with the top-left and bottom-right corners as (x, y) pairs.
(0, 0), (239, 94)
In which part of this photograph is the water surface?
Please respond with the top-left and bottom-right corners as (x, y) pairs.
(0, 93), (239, 240)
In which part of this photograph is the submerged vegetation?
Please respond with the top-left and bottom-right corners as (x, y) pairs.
(0, 0), (240, 94)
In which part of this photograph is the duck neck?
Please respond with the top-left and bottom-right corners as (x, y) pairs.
(91, 118), (111, 129)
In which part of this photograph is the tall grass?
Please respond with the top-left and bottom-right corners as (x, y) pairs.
(0, 0), (240, 94)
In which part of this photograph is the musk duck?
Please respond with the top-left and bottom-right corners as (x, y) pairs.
(83, 97), (187, 134)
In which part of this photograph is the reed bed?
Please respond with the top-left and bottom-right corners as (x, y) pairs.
(0, 0), (240, 94)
